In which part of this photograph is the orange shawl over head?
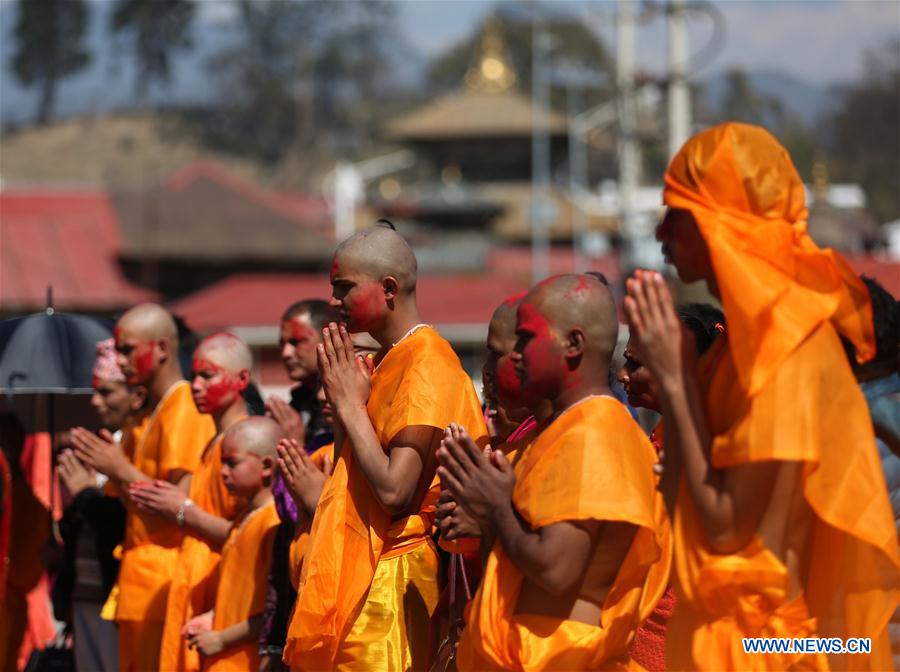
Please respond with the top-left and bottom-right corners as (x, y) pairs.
(458, 396), (671, 671)
(284, 326), (487, 669)
(664, 122), (874, 398)
(665, 124), (899, 671)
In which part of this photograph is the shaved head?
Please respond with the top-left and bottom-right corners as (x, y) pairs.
(117, 303), (179, 345)
(333, 226), (417, 293)
(223, 416), (283, 460)
(490, 291), (527, 344)
(194, 332), (253, 373)
(525, 274), (619, 360)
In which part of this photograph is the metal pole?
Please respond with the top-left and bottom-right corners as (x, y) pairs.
(568, 85), (588, 273)
(531, 19), (551, 284)
(668, 0), (692, 158)
(617, 0), (640, 270)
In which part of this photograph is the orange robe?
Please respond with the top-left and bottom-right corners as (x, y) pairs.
(663, 123), (900, 671)
(160, 432), (239, 672)
(202, 501), (279, 672)
(284, 326), (487, 671)
(457, 396), (671, 671)
(287, 443), (334, 592)
(117, 381), (216, 672)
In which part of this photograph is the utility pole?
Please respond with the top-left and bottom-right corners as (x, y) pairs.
(531, 19), (552, 284)
(617, 0), (640, 270)
(668, 0), (691, 158)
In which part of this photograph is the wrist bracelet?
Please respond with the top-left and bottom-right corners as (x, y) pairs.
(176, 498), (194, 527)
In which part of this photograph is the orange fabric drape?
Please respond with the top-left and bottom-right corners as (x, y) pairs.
(663, 123), (899, 671)
(288, 442), (334, 592)
(116, 381), (215, 672)
(457, 396), (671, 671)
(284, 327), (487, 670)
(663, 122), (874, 398)
(202, 501), (279, 672)
(160, 432), (240, 672)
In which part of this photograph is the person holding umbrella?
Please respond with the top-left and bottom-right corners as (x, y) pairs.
(71, 303), (216, 672)
(56, 338), (148, 672)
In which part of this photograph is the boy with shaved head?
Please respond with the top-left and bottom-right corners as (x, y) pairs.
(283, 226), (487, 670)
(128, 332), (252, 672)
(71, 303), (216, 671)
(439, 274), (671, 670)
(183, 416), (283, 671)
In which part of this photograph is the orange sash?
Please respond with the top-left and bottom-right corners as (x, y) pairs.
(458, 396), (671, 671)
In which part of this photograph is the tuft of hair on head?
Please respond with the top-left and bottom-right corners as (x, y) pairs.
(223, 416), (284, 460)
(374, 218), (397, 231)
(584, 271), (609, 286)
(333, 225), (418, 293)
(117, 303), (180, 347)
(676, 303), (726, 356)
(282, 299), (340, 331)
(195, 331), (253, 373)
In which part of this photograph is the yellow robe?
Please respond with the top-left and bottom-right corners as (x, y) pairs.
(117, 381), (216, 672)
(662, 123), (899, 671)
(160, 433), (239, 672)
(457, 396), (671, 671)
(284, 326), (487, 671)
(202, 501), (279, 672)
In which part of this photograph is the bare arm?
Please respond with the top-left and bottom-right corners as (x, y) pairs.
(189, 613), (265, 657)
(490, 502), (603, 595)
(338, 405), (439, 514)
(626, 270), (780, 553)
(127, 479), (232, 546)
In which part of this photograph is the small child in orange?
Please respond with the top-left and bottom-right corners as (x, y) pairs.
(182, 417), (283, 672)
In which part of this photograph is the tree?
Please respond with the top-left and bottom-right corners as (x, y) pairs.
(110, 0), (194, 106)
(825, 40), (900, 224)
(10, 0), (91, 125)
(200, 0), (396, 165)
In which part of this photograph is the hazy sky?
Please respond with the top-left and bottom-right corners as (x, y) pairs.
(391, 0), (899, 85)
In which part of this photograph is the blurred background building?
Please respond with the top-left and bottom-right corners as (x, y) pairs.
(2, 0), (898, 395)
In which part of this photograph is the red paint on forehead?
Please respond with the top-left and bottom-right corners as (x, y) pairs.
(563, 276), (592, 299)
(517, 302), (552, 335)
(285, 316), (316, 341)
(192, 357), (242, 413)
(502, 291), (528, 308)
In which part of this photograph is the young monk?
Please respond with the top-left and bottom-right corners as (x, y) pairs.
(437, 292), (543, 545)
(261, 300), (338, 668)
(71, 303), (216, 672)
(625, 122), (899, 670)
(127, 333), (253, 672)
(261, 331), (379, 672)
(283, 226), (487, 670)
(616, 303), (724, 672)
(182, 417), (283, 672)
(439, 273), (671, 670)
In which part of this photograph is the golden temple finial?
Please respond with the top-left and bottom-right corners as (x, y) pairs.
(464, 15), (517, 93)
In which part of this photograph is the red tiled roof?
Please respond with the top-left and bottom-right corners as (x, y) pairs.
(169, 272), (534, 333)
(0, 189), (159, 313)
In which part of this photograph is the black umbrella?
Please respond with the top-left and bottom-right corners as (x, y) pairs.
(0, 304), (114, 541)
(0, 307), (114, 395)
